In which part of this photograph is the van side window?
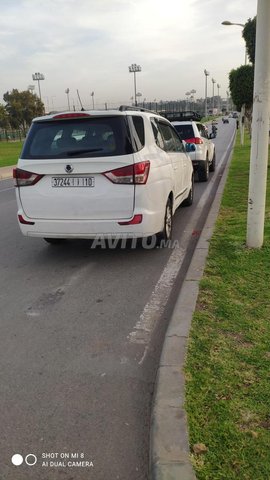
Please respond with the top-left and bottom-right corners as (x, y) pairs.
(150, 118), (165, 150)
(157, 122), (176, 152)
(130, 116), (145, 150)
(170, 127), (184, 152)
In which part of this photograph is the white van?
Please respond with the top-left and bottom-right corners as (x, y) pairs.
(13, 107), (194, 246)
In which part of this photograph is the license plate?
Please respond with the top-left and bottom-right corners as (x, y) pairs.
(51, 176), (95, 187)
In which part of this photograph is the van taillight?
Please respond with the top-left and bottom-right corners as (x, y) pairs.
(103, 161), (150, 185)
(118, 214), (143, 225)
(13, 168), (44, 187)
(185, 137), (203, 144)
(18, 214), (35, 225)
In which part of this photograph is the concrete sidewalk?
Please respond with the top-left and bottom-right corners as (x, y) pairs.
(0, 165), (15, 180)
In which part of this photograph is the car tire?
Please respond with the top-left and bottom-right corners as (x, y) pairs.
(209, 150), (216, 172)
(182, 174), (194, 206)
(156, 198), (173, 246)
(198, 157), (209, 182)
(44, 238), (65, 245)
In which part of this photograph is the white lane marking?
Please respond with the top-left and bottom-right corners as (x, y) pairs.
(129, 130), (236, 365)
(128, 246), (185, 348)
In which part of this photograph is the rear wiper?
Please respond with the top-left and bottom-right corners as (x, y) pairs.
(66, 148), (103, 156)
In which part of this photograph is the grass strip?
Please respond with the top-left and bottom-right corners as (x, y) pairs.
(0, 141), (23, 167)
(185, 132), (270, 480)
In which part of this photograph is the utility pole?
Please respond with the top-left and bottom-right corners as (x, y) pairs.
(211, 78), (216, 112)
(32, 72), (45, 101)
(91, 91), (95, 109)
(76, 89), (84, 110)
(65, 88), (70, 110)
(246, 0), (270, 248)
(204, 70), (210, 118)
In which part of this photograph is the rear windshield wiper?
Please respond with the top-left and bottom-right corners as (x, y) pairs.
(66, 148), (103, 156)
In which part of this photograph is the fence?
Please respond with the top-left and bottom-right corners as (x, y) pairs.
(0, 129), (25, 141)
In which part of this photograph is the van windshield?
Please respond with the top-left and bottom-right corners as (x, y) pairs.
(21, 116), (133, 159)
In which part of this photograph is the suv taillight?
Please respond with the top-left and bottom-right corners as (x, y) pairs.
(13, 168), (44, 186)
(185, 137), (203, 145)
(103, 161), (150, 185)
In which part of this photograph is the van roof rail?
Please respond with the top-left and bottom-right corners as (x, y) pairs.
(161, 111), (202, 122)
(119, 105), (156, 114)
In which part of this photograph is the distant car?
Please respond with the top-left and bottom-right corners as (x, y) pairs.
(222, 117), (229, 124)
(172, 120), (215, 182)
(13, 107), (194, 246)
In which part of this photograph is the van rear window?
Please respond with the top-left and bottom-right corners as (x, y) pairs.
(21, 116), (133, 159)
(173, 124), (194, 140)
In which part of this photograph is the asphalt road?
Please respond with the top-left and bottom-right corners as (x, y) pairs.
(0, 119), (236, 480)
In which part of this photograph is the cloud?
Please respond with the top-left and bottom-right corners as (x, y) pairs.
(0, 0), (257, 108)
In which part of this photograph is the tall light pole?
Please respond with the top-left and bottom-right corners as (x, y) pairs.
(226, 90), (230, 113)
(128, 64), (141, 106)
(65, 88), (70, 110)
(28, 85), (35, 94)
(32, 72), (45, 101)
(204, 69), (210, 118)
(185, 91), (190, 111)
(211, 78), (216, 112)
(51, 96), (56, 111)
(91, 91), (95, 109)
(136, 92), (142, 105)
(247, 0), (270, 248)
(190, 89), (196, 110)
(217, 84), (221, 113)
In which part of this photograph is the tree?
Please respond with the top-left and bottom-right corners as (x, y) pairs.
(3, 89), (44, 134)
(242, 17), (256, 65)
(229, 65), (254, 112)
(0, 104), (10, 129)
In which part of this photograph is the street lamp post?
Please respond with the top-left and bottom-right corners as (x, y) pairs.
(226, 90), (230, 113)
(51, 96), (56, 111)
(32, 72), (45, 101)
(185, 91), (191, 111)
(217, 84), (221, 113)
(222, 20), (247, 145)
(211, 78), (216, 112)
(221, 21), (247, 64)
(65, 88), (70, 111)
(204, 69), (210, 118)
(136, 92), (142, 105)
(190, 89), (196, 110)
(91, 91), (95, 109)
(128, 64), (141, 106)
(28, 85), (35, 94)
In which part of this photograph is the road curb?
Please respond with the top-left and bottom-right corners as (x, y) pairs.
(0, 166), (15, 180)
(150, 139), (234, 480)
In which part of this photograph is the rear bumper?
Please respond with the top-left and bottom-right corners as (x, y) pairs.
(16, 209), (164, 239)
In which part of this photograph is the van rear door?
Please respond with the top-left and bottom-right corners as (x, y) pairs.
(18, 114), (135, 221)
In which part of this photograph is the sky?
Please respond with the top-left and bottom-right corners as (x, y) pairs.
(0, 0), (257, 111)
